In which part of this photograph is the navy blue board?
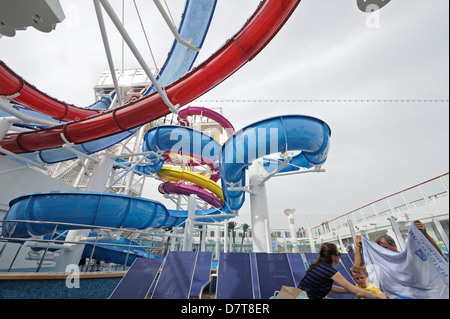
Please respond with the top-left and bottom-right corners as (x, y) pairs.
(304, 253), (318, 265)
(340, 253), (355, 274)
(190, 252), (213, 298)
(216, 253), (254, 299)
(287, 253), (307, 287)
(109, 257), (163, 299)
(254, 253), (296, 299)
(151, 251), (197, 299)
(348, 253), (355, 263)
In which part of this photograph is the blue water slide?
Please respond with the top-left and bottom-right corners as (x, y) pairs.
(219, 115), (331, 211)
(145, 0), (217, 95)
(1, 191), (230, 239)
(12, 0), (218, 165)
(142, 125), (221, 173)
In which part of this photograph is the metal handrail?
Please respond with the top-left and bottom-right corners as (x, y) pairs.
(0, 218), (175, 272)
(312, 172), (449, 231)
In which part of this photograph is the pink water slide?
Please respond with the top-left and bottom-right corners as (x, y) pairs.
(158, 182), (222, 208)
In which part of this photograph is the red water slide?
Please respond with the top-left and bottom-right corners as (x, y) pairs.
(0, 61), (100, 121)
(0, 0), (301, 155)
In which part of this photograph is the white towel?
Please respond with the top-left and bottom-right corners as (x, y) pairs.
(362, 222), (449, 299)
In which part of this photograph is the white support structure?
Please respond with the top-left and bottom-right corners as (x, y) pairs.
(388, 217), (406, 251)
(305, 217), (316, 253)
(152, 0), (200, 52)
(182, 194), (197, 251)
(284, 208), (298, 246)
(223, 220), (228, 253)
(98, 0), (179, 114)
(432, 218), (449, 253)
(248, 159), (271, 253)
(93, 0), (123, 106)
(53, 229), (91, 272)
(0, 97), (57, 127)
(86, 153), (114, 192)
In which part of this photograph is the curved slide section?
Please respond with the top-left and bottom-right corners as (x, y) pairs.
(157, 166), (224, 203)
(2, 191), (231, 239)
(159, 182), (222, 208)
(0, 0), (302, 156)
(219, 115), (331, 211)
(0, 59), (103, 121)
(142, 125), (222, 174)
(178, 106), (235, 138)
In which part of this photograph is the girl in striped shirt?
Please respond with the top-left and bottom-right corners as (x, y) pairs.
(298, 243), (388, 299)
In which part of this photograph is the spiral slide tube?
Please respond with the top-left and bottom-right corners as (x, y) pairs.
(1, 0), (218, 165)
(0, 0), (217, 122)
(0, 0), (302, 156)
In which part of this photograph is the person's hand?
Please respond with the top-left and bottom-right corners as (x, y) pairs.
(355, 235), (362, 247)
(377, 293), (389, 299)
(414, 220), (427, 233)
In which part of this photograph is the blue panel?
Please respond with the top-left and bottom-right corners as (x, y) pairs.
(109, 258), (163, 299)
(287, 253), (307, 287)
(152, 251), (197, 299)
(255, 253), (295, 299)
(348, 252), (355, 263)
(304, 253), (318, 266)
(190, 252), (213, 297)
(340, 253), (354, 274)
(216, 253), (253, 299)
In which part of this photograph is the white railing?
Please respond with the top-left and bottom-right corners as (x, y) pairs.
(312, 173), (449, 237)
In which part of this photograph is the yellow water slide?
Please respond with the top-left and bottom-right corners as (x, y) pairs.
(157, 167), (224, 202)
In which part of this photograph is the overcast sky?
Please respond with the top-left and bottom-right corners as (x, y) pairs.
(1, 0), (448, 229)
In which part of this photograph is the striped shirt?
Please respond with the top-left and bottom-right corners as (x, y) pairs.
(298, 262), (337, 299)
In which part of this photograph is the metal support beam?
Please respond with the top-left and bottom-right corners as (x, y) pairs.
(152, 0), (200, 52)
(93, 0), (123, 106)
(99, 0), (179, 114)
